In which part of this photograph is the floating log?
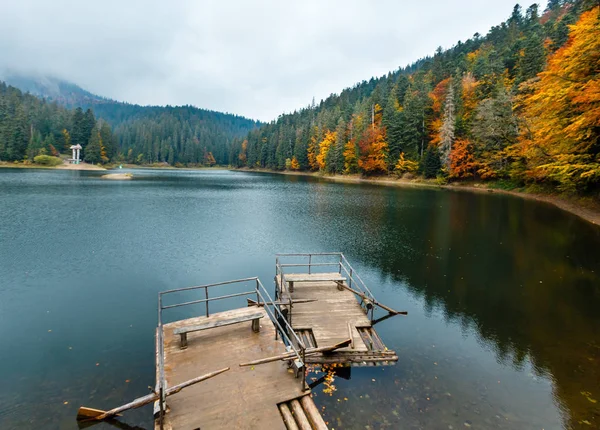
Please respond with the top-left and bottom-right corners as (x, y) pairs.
(239, 339), (351, 367)
(77, 367), (230, 421)
(341, 285), (407, 315)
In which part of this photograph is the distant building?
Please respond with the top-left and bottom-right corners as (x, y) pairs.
(69, 144), (82, 164)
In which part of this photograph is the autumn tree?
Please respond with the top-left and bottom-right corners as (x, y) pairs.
(316, 130), (336, 171)
(472, 86), (518, 178)
(343, 141), (359, 174)
(519, 6), (600, 191)
(358, 104), (388, 174)
(290, 156), (300, 170)
(449, 138), (477, 178)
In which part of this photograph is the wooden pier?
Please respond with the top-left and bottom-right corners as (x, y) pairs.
(78, 254), (403, 429)
(155, 278), (328, 430)
(275, 253), (400, 366)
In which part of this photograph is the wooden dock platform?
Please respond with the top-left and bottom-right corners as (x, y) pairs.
(155, 278), (328, 430)
(76, 255), (402, 429)
(275, 254), (400, 366)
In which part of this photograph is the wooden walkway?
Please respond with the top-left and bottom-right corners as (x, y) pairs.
(157, 307), (325, 429)
(277, 273), (398, 366)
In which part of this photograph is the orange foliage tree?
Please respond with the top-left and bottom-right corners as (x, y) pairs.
(449, 138), (478, 178)
(358, 104), (388, 174)
(519, 6), (600, 190)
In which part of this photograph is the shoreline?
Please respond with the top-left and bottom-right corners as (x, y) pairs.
(239, 168), (600, 226)
(0, 161), (106, 171)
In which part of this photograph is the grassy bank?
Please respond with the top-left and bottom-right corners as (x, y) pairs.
(239, 168), (600, 226)
(0, 161), (106, 171)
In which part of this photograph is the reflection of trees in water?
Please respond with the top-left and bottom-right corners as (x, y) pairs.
(320, 186), (600, 428)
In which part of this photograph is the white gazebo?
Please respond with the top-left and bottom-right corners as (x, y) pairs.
(70, 144), (82, 164)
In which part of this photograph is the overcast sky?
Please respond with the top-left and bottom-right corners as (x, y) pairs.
(0, 0), (546, 122)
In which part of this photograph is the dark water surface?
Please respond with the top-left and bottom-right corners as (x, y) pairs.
(0, 168), (599, 430)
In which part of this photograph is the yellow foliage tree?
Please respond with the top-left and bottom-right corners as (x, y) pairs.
(343, 141), (358, 173)
(394, 152), (419, 175)
(290, 156), (300, 170)
(316, 130), (336, 171)
(519, 7), (600, 190)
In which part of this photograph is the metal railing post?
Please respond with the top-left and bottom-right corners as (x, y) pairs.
(349, 268), (353, 289)
(159, 386), (165, 430)
(308, 255), (312, 274)
(205, 287), (209, 317)
(256, 278), (260, 305)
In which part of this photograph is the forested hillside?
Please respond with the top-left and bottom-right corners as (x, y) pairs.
(0, 82), (118, 164)
(1, 74), (260, 166)
(232, 0), (599, 194)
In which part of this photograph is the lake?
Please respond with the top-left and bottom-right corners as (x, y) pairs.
(0, 168), (599, 430)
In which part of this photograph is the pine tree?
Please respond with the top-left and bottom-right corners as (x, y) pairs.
(85, 126), (103, 164)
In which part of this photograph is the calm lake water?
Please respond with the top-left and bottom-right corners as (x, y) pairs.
(0, 168), (599, 430)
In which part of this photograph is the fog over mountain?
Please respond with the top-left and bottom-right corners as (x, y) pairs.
(0, 0), (545, 121)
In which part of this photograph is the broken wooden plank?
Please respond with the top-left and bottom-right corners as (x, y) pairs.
(78, 367), (230, 421)
(239, 339), (351, 367)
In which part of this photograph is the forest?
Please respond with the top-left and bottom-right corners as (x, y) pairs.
(0, 79), (259, 167)
(231, 0), (599, 194)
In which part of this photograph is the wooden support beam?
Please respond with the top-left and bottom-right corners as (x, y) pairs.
(290, 399), (312, 430)
(77, 367), (230, 421)
(340, 284), (407, 315)
(300, 395), (328, 430)
(239, 339), (351, 367)
(347, 323), (354, 349)
(279, 403), (299, 430)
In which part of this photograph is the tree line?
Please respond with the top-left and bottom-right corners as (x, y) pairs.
(231, 0), (599, 194)
(0, 82), (259, 166)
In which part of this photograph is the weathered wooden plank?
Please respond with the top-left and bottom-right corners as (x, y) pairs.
(239, 339), (351, 367)
(173, 311), (264, 335)
(284, 273), (346, 282)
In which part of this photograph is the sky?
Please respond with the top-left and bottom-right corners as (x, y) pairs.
(0, 0), (546, 122)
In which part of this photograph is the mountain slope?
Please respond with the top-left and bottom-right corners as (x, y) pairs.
(1, 72), (260, 165)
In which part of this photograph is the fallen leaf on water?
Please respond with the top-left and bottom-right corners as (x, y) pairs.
(581, 420), (591, 425)
(125, 380), (130, 383)
(372, 379), (376, 382)
(587, 397), (597, 404)
(64, 401), (68, 405)
(96, 363), (100, 366)
(48, 330), (52, 332)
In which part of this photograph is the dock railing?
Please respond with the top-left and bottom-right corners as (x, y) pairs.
(156, 277), (307, 426)
(275, 252), (379, 320)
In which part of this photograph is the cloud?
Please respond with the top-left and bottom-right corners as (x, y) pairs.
(0, 0), (546, 121)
